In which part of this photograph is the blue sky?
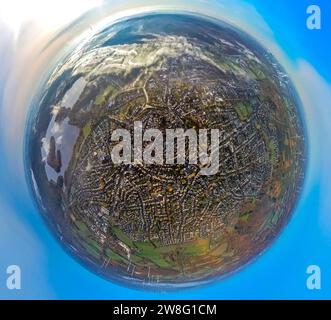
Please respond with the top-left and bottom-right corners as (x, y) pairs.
(250, 0), (331, 82)
(1, 0), (331, 299)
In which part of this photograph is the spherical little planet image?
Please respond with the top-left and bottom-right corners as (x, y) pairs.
(26, 13), (305, 290)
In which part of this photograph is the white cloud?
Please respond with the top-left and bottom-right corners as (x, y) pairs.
(294, 60), (331, 235)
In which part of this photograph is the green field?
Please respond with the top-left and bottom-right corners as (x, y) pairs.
(235, 102), (252, 121)
(95, 84), (118, 105)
